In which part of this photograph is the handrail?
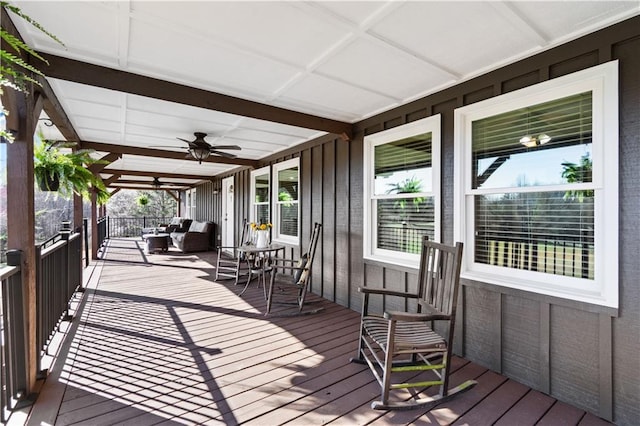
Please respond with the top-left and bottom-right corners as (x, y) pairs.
(0, 251), (29, 423)
(35, 228), (83, 376)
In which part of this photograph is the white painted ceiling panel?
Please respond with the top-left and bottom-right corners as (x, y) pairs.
(279, 73), (395, 120)
(8, 0), (639, 190)
(370, 2), (538, 77)
(316, 37), (452, 101)
(127, 18), (300, 100)
(511, 1), (639, 41)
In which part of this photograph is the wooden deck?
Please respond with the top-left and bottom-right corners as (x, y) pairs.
(23, 237), (611, 426)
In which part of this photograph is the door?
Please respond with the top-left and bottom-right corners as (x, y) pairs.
(221, 176), (235, 254)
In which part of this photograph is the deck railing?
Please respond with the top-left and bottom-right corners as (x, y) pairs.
(97, 215), (108, 250)
(0, 224), (84, 423)
(0, 251), (28, 424)
(107, 216), (174, 238)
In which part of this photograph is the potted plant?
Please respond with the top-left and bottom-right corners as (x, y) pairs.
(34, 135), (111, 204)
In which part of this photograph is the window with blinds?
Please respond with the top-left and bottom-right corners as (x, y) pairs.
(250, 166), (270, 226)
(273, 158), (299, 244)
(364, 115), (441, 268)
(472, 92), (594, 279)
(454, 61), (618, 308)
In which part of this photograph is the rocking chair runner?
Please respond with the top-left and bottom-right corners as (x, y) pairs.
(352, 237), (477, 410)
(215, 219), (253, 284)
(265, 222), (322, 316)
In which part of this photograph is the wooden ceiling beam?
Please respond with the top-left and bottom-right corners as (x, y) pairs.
(41, 53), (353, 139)
(108, 185), (190, 191)
(164, 190), (179, 202)
(103, 174), (121, 186)
(102, 168), (213, 181)
(115, 179), (193, 187)
(88, 152), (121, 173)
(81, 141), (259, 168)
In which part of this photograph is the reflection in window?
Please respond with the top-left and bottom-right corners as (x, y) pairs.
(472, 92), (592, 189)
(455, 61), (618, 308)
(470, 92), (594, 278)
(374, 134), (434, 253)
(364, 115), (441, 267)
(273, 159), (299, 243)
(251, 167), (270, 225)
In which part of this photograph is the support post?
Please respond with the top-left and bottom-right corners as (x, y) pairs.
(4, 86), (40, 395)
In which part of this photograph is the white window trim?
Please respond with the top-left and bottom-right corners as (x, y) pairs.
(363, 115), (442, 269)
(250, 165), (270, 224)
(272, 158), (300, 245)
(454, 61), (619, 309)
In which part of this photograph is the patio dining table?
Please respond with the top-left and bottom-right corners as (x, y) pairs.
(236, 243), (285, 298)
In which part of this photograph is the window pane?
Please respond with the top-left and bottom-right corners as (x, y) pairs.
(278, 167), (298, 202)
(254, 173), (269, 203)
(377, 197), (435, 254)
(374, 133), (432, 195)
(474, 191), (594, 279)
(279, 203), (298, 237)
(472, 92), (592, 189)
(255, 204), (269, 225)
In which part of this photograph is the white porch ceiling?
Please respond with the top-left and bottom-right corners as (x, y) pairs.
(9, 0), (640, 185)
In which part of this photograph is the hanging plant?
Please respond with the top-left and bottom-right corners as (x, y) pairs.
(136, 193), (150, 207)
(34, 131), (110, 204)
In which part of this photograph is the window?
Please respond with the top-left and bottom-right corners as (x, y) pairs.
(364, 115), (441, 269)
(454, 61), (618, 308)
(250, 166), (270, 225)
(272, 158), (299, 244)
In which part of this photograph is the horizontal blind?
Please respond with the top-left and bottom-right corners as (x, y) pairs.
(375, 132), (432, 175)
(474, 191), (594, 279)
(472, 92), (592, 156)
(377, 197), (435, 254)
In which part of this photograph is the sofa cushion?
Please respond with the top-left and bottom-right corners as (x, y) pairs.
(169, 217), (184, 225)
(188, 221), (208, 233)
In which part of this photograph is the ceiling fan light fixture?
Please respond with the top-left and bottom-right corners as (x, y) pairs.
(189, 146), (211, 164)
(519, 133), (551, 148)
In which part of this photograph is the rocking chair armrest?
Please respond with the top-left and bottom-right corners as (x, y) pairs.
(269, 257), (298, 265)
(384, 310), (451, 322)
(384, 311), (452, 322)
(358, 287), (419, 299)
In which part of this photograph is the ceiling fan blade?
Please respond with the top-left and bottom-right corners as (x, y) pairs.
(149, 145), (188, 149)
(210, 145), (241, 150)
(176, 137), (193, 144)
(210, 150), (237, 159)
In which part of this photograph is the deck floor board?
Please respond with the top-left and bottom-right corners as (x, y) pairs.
(23, 238), (611, 426)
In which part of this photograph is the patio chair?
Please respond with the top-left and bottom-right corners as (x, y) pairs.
(351, 236), (476, 410)
(265, 222), (322, 316)
(215, 219), (253, 283)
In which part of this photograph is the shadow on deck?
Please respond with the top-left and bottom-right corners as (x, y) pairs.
(22, 238), (611, 425)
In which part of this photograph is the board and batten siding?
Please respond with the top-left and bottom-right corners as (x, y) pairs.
(195, 16), (639, 424)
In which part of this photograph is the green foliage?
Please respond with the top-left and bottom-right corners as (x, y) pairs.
(1, 1), (65, 142)
(386, 176), (424, 210)
(561, 153), (593, 202)
(136, 193), (150, 207)
(34, 133), (110, 205)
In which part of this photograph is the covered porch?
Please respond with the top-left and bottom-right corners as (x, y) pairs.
(17, 238), (609, 425)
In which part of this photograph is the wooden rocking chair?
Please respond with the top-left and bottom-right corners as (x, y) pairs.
(351, 236), (476, 410)
(215, 219), (253, 284)
(265, 222), (322, 316)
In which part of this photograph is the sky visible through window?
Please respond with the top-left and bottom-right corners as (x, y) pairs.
(477, 144), (592, 189)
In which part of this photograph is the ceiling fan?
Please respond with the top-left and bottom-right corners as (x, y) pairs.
(170, 132), (241, 164)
